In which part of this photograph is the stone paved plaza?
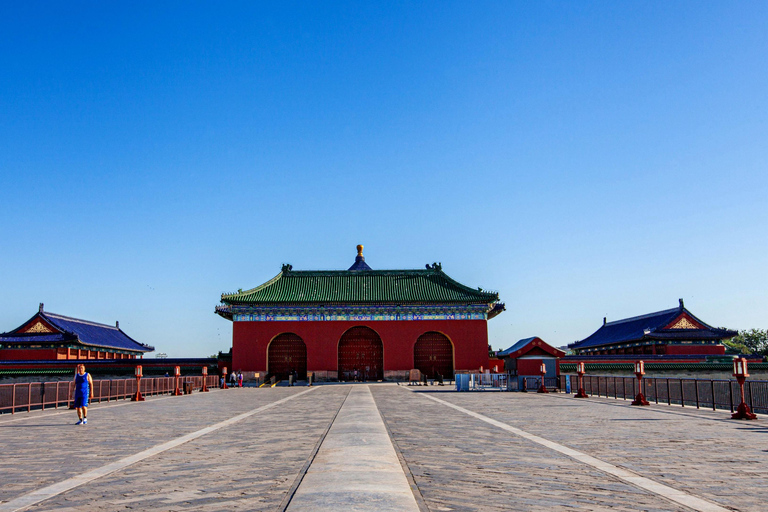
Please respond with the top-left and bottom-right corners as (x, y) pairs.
(0, 384), (765, 511)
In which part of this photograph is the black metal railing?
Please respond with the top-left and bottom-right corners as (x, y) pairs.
(560, 375), (768, 414)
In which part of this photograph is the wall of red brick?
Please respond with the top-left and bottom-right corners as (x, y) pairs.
(665, 344), (726, 355)
(232, 319), (489, 375)
(0, 349), (58, 360)
(487, 358), (505, 373)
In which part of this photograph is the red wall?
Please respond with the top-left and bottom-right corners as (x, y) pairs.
(665, 344), (726, 355)
(487, 358), (504, 373)
(517, 359), (543, 376)
(232, 319), (489, 374)
(0, 349), (58, 361)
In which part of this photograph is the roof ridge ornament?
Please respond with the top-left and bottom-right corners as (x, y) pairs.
(281, 264), (293, 273)
(348, 244), (372, 271)
(425, 262), (442, 271)
(679, 298), (684, 310)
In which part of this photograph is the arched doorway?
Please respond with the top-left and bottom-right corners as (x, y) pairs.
(414, 332), (454, 379)
(268, 333), (307, 381)
(338, 326), (383, 381)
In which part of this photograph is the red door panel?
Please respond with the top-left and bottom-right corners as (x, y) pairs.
(338, 326), (383, 381)
(268, 333), (307, 380)
(414, 331), (454, 379)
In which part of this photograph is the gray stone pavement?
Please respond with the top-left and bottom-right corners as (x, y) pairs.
(374, 386), (766, 511)
(0, 384), (764, 511)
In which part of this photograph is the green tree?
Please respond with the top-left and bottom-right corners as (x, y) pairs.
(724, 329), (768, 357)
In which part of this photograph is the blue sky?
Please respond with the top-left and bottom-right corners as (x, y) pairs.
(1, 2), (766, 356)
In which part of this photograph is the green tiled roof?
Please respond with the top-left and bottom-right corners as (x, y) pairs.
(221, 268), (499, 305)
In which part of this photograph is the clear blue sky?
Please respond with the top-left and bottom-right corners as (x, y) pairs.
(1, 2), (766, 356)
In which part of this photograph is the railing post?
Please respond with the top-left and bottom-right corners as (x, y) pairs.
(667, 379), (671, 406)
(28, 384), (32, 412)
(622, 377), (626, 400)
(41, 382), (45, 411)
(711, 380), (716, 411)
(680, 380), (685, 407)
(654, 378), (658, 404)
(695, 380), (700, 409)
(729, 380), (734, 412)
(748, 380), (754, 412)
(12, 383), (16, 414)
(55, 381), (59, 409)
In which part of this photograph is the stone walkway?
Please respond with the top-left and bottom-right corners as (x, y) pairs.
(0, 384), (764, 511)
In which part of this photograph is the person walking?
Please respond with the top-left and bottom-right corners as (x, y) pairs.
(237, 371), (243, 388)
(230, 371), (237, 387)
(72, 364), (93, 425)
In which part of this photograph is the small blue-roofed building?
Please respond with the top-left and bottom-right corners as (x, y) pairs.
(568, 299), (736, 357)
(497, 337), (565, 389)
(0, 303), (154, 361)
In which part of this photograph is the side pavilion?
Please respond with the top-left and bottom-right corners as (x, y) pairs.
(0, 303), (154, 361)
(568, 299), (736, 357)
(215, 246), (504, 381)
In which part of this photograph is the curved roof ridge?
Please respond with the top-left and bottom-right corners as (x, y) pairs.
(604, 307), (679, 326)
(44, 312), (119, 330)
(222, 271), (284, 300)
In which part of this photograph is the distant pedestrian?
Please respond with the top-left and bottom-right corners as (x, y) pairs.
(220, 375), (225, 388)
(238, 371), (243, 387)
(230, 371), (237, 386)
(72, 364), (93, 425)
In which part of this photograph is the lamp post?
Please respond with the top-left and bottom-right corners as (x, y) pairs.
(221, 366), (228, 389)
(731, 357), (757, 420)
(132, 365), (145, 401)
(631, 361), (649, 406)
(172, 366), (182, 396)
(201, 366), (209, 392)
(537, 362), (549, 393)
(574, 362), (588, 398)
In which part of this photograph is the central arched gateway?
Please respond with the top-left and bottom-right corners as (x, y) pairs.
(338, 326), (383, 381)
(414, 331), (454, 379)
(268, 333), (307, 381)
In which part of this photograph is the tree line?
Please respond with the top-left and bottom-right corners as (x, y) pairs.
(723, 329), (768, 358)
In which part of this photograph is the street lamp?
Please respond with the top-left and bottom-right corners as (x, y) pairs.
(537, 362), (549, 393)
(221, 366), (228, 389)
(201, 366), (209, 392)
(631, 361), (649, 406)
(731, 357), (757, 420)
(172, 365), (182, 396)
(574, 362), (588, 398)
(132, 365), (145, 401)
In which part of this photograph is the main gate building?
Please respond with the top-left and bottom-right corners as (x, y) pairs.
(215, 246), (504, 381)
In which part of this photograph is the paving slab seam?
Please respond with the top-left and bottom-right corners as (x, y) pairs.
(277, 385), (353, 512)
(408, 388), (731, 512)
(0, 387), (317, 512)
(286, 385), (420, 512)
(374, 392), (431, 512)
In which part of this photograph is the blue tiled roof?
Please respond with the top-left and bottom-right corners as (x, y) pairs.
(42, 313), (154, 352)
(0, 334), (71, 343)
(497, 337), (537, 357)
(569, 305), (735, 350)
(348, 255), (372, 271)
